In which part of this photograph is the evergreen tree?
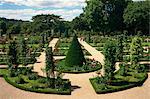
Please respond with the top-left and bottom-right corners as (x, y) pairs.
(7, 40), (18, 68)
(65, 34), (86, 67)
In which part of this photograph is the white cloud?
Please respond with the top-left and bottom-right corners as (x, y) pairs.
(0, 9), (83, 21)
(0, 0), (145, 21)
(0, 0), (86, 8)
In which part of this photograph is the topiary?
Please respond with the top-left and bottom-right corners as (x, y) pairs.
(65, 34), (86, 67)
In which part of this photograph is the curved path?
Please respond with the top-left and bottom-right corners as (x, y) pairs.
(0, 38), (150, 99)
(33, 38), (59, 76)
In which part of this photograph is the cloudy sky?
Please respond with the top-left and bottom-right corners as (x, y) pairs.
(0, 0), (143, 21)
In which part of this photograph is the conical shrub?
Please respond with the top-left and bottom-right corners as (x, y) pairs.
(65, 35), (86, 67)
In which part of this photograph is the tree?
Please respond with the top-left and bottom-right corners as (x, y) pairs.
(103, 40), (117, 82)
(45, 47), (55, 78)
(116, 35), (124, 61)
(19, 36), (28, 66)
(83, 0), (130, 35)
(31, 14), (64, 35)
(7, 40), (19, 68)
(71, 14), (89, 31)
(123, 1), (149, 35)
(65, 34), (86, 67)
(7, 24), (21, 34)
(40, 33), (45, 48)
(45, 47), (55, 88)
(0, 21), (7, 36)
(130, 36), (143, 71)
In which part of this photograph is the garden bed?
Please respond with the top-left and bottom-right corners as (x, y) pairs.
(0, 68), (71, 95)
(90, 70), (148, 94)
(55, 58), (102, 73)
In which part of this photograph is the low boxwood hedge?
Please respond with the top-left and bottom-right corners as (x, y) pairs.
(90, 73), (148, 94)
(55, 59), (102, 74)
(56, 67), (101, 74)
(4, 75), (71, 95)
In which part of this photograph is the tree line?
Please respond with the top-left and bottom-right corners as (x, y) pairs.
(71, 0), (149, 36)
(0, 0), (149, 37)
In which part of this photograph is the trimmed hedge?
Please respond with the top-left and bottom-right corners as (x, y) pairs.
(0, 57), (37, 65)
(56, 59), (102, 74)
(4, 75), (71, 95)
(90, 73), (148, 94)
(56, 67), (101, 74)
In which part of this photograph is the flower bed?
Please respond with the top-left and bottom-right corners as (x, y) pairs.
(0, 68), (71, 95)
(90, 70), (148, 94)
(55, 58), (102, 73)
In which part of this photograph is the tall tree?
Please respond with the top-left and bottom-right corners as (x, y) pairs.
(130, 36), (143, 71)
(32, 14), (63, 34)
(71, 14), (89, 31)
(123, 1), (149, 35)
(103, 40), (117, 82)
(116, 35), (124, 61)
(19, 36), (28, 66)
(7, 40), (18, 68)
(7, 24), (21, 34)
(83, 0), (129, 34)
(45, 47), (55, 78)
(0, 21), (7, 36)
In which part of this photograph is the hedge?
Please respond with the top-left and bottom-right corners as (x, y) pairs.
(4, 75), (71, 95)
(90, 73), (148, 94)
(56, 67), (101, 74)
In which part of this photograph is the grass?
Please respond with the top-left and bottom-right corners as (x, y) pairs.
(0, 69), (8, 77)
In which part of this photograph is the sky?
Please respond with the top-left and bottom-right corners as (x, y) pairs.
(0, 0), (144, 21)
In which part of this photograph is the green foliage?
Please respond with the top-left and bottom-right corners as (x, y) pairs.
(0, 21), (7, 36)
(45, 47), (55, 79)
(56, 59), (102, 73)
(130, 36), (143, 70)
(38, 78), (47, 83)
(103, 40), (117, 81)
(28, 73), (38, 80)
(7, 24), (21, 34)
(18, 36), (28, 66)
(7, 40), (19, 67)
(4, 75), (71, 95)
(123, 1), (149, 35)
(90, 72), (148, 94)
(116, 35), (124, 61)
(65, 35), (86, 67)
(15, 76), (26, 84)
(9, 69), (18, 77)
(82, 0), (130, 34)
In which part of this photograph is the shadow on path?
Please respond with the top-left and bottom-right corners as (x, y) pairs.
(71, 85), (81, 91)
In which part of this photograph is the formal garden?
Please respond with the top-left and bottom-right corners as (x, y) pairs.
(0, 0), (149, 98)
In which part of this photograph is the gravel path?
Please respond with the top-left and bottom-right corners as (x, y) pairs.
(33, 38), (59, 76)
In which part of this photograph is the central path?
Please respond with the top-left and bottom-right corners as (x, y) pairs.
(78, 39), (105, 75)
